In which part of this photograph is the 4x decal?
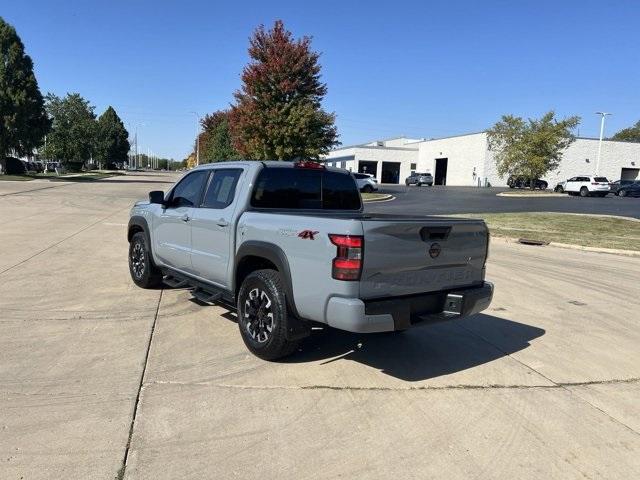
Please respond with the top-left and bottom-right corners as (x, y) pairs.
(297, 230), (320, 240)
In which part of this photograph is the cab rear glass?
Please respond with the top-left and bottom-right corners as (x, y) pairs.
(251, 168), (362, 210)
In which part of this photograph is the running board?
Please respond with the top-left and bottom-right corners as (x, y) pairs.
(163, 275), (188, 289)
(160, 267), (235, 308)
(192, 287), (222, 305)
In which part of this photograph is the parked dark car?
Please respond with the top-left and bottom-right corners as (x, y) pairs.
(609, 179), (637, 196)
(617, 182), (640, 197)
(507, 176), (548, 190)
(26, 161), (44, 173)
(4, 157), (28, 175)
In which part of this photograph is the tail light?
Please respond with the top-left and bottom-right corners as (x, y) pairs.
(329, 234), (363, 280)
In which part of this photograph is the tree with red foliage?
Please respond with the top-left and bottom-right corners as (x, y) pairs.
(230, 20), (339, 160)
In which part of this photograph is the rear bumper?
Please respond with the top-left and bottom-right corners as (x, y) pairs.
(325, 282), (494, 333)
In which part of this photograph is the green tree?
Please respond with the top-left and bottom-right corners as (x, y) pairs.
(95, 106), (129, 169)
(0, 17), (50, 157)
(43, 93), (96, 170)
(198, 110), (240, 163)
(230, 20), (339, 160)
(611, 120), (640, 143)
(487, 111), (580, 187)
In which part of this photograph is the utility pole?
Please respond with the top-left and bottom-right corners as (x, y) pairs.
(595, 112), (611, 176)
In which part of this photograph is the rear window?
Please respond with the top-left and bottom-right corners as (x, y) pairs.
(251, 167), (361, 210)
(594, 177), (609, 182)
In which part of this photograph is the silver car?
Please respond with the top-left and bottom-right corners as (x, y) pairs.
(353, 172), (378, 193)
(405, 172), (433, 186)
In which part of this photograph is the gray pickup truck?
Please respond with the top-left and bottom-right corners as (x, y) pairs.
(128, 161), (493, 359)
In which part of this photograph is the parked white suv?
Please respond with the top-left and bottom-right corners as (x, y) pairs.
(353, 172), (378, 193)
(564, 176), (611, 197)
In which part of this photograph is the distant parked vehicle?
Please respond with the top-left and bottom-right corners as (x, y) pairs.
(564, 176), (610, 197)
(554, 181), (566, 193)
(46, 161), (62, 173)
(609, 179), (637, 196)
(353, 173), (378, 193)
(4, 157), (27, 175)
(405, 172), (433, 186)
(617, 182), (640, 198)
(31, 161), (44, 173)
(507, 176), (548, 190)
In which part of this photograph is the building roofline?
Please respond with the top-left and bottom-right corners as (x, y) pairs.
(423, 131), (487, 141)
(330, 135), (421, 152)
(575, 136), (640, 144)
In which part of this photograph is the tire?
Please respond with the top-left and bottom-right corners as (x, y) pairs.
(579, 187), (589, 197)
(237, 269), (299, 360)
(619, 190), (627, 197)
(405, 181), (410, 186)
(539, 182), (548, 190)
(128, 232), (163, 288)
(554, 186), (564, 193)
(362, 184), (374, 193)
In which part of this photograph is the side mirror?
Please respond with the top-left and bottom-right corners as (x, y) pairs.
(149, 190), (165, 205)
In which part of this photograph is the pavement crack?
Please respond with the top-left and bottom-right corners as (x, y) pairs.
(456, 323), (640, 437)
(0, 206), (130, 276)
(117, 288), (163, 479)
(141, 376), (640, 392)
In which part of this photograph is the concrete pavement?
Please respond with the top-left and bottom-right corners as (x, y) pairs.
(0, 173), (638, 479)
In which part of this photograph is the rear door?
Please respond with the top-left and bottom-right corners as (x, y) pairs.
(154, 170), (208, 271)
(189, 168), (244, 287)
(565, 177), (579, 192)
(359, 217), (488, 299)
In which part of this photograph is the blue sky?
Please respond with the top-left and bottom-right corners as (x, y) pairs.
(3, 0), (639, 160)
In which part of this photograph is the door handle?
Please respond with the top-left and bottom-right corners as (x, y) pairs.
(181, 214), (190, 222)
(216, 218), (229, 227)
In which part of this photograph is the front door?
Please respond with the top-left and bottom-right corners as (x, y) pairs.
(153, 170), (209, 272)
(190, 168), (244, 288)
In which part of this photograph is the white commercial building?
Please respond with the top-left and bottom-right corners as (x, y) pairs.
(324, 133), (640, 187)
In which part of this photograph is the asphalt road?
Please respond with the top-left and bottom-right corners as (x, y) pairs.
(1, 172), (639, 479)
(366, 185), (640, 218)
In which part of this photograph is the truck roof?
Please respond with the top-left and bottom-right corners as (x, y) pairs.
(190, 160), (348, 174)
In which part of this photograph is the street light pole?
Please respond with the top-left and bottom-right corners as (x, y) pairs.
(190, 111), (200, 166)
(595, 112), (611, 176)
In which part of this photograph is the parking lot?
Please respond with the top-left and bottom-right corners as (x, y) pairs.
(368, 184), (640, 218)
(1, 172), (639, 479)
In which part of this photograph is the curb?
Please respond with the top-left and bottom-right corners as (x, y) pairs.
(363, 194), (394, 203)
(496, 192), (565, 198)
(491, 236), (640, 258)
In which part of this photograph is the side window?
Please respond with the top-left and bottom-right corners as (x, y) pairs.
(567, 177), (577, 182)
(202, 169), (243, 209)
(170, 171), (208, 208)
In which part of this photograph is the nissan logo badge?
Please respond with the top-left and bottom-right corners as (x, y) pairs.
(429, 243), (441, 258)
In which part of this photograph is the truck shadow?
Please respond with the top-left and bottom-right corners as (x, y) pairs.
(285, 314), (545, 382)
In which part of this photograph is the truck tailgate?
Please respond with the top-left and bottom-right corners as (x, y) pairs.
(359, 216), (488, 299)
